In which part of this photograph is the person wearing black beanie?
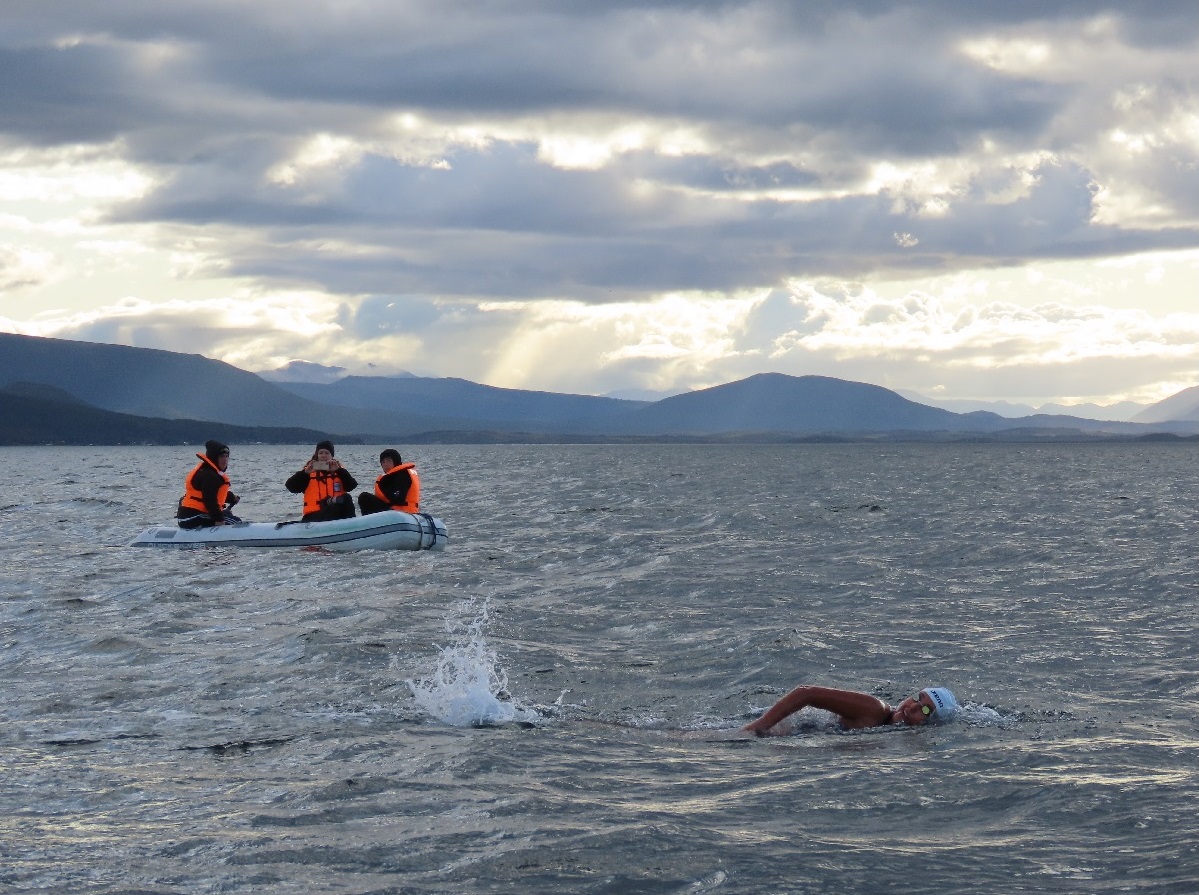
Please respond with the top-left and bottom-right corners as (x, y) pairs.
(284, 440), (358, 521)
(357, 449), (421, 516)
(177, 440), (240, 528)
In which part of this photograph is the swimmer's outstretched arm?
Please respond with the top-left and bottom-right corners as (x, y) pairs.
(741, 685), (891, 734)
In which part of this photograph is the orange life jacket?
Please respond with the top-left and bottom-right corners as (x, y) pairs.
(375, 462), (420, 513)
(179, 453), (230, 514)
(303, 471), (348, 516)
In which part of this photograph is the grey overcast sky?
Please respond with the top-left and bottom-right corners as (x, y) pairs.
(2, 1), (1198, 404)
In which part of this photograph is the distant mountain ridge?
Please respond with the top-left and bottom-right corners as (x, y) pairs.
(1, 332), (1198, 443)
(599, 374), (1191, 435)
(0, 383), (337, 446)
(277, 376), (649, 431)
(901, 391), (1147, 422)
(609, 373), (1000, 434)
(0, 331), (463, 435)
(1132, 385), (1199, 424)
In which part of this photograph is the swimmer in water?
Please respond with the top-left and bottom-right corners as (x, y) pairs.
(741, 685), (958, 736)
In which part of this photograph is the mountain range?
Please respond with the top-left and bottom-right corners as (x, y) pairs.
(0, 382), (334, 447)
(2, 331), (1198, 445)
(896, 391), (1148, 421)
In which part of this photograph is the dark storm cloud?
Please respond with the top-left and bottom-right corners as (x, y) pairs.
(110, 141), (1197, 304)
(3, 0), (1198, 305)
(117, 142), (685, 233)
(1, 2), (1069, 154)
(624, 154), (819, 192)
(0, 44), (163, 145)
(183, 5), (1065, 162)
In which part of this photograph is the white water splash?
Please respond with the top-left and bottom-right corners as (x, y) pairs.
(957, 703), (1016, 727)
(406, 599), (539, 727)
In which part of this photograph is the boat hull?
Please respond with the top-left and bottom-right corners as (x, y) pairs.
(130, 512), (447, 551)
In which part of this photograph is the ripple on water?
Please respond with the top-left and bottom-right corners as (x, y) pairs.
(3, 443), (1199, 893)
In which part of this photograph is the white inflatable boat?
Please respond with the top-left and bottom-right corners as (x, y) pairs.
(130, 511), (447, 551)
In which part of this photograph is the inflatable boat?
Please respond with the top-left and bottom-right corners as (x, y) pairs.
(130, 511), (447, 551)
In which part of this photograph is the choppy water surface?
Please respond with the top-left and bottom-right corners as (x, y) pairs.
(2, 443), (1198, 893)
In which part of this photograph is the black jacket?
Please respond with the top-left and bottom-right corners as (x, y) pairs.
(375, 466), (414, 505)
(284, 467), (358, 495)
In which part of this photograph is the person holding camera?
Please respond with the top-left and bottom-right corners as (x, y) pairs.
(285, 440), (358, 522)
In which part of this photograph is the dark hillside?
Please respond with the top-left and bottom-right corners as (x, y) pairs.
(611, 373), (1005, 434)
(0, 387), (337, 446)
(279, 375), (648, 429)
(0, 332), (441, 433)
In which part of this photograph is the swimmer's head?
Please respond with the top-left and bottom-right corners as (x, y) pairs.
(919, 687), (958, 721)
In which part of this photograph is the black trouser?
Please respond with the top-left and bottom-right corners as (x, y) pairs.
(178, 510), (241, 529)
(357, 492), (393, 516)
(302, 495), (356, 522)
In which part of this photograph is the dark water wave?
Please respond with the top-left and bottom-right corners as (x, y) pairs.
(2, 443), (1198, 893)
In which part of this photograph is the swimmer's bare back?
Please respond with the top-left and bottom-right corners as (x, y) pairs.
(576, 719), (760, 741)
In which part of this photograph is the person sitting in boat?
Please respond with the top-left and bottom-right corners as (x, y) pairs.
(357, 449), (421, 516)
(285, 440), (358, 522)
(741, 684), (958, 735)
(176, 439), (241, 529)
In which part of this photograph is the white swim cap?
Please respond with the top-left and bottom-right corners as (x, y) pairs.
(920, 687), (958, 720)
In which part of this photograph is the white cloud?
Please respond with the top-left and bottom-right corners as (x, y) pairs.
(7, 264), (1192, 407)
(0, 243), (56, 289)
(747, 279), (1199, 402)
(0, 144), (152, 203)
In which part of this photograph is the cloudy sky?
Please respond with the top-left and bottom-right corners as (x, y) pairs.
(2, 1), (1198, 406)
